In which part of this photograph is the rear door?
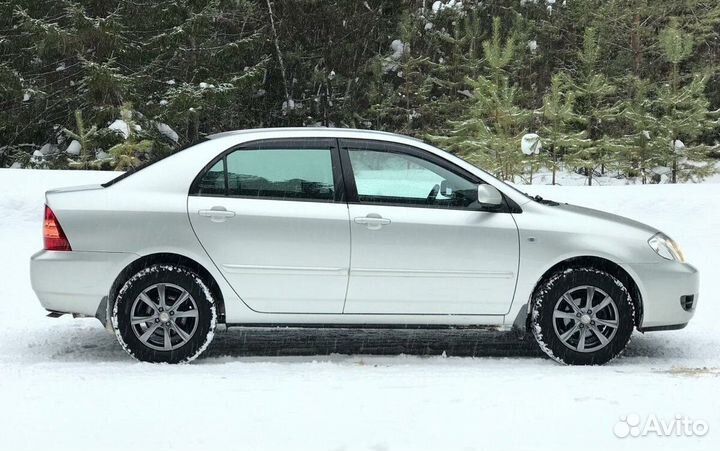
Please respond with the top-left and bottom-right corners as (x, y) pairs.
(340, 139), (520, 315)
(188, 138), (350, 314)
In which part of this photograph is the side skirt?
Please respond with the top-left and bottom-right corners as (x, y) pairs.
(225, 322), (505, 331)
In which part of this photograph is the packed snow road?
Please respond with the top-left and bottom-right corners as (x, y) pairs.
(0, 169), (718, 451)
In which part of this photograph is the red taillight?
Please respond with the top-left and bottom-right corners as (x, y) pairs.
(43, 205), (71, 251)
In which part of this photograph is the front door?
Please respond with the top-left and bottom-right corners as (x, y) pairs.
(340, 139), (519, 315)
(188, 138), (350, 314)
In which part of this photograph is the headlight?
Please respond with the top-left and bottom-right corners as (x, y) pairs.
(648, 233), (685, 262)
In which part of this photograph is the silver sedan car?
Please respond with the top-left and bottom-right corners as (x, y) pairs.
(30, 128), (699, 365)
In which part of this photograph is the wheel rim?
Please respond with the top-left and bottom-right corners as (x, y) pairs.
(552, 285), (619, 353)
(130, 283), (199, 351)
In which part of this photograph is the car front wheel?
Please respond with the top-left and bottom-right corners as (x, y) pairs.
(531, 267), (635, 365)
(112, 264), (217, 363)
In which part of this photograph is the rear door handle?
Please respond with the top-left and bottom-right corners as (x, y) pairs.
(354, 214), (391, 230)
(198, 206), (235, 222)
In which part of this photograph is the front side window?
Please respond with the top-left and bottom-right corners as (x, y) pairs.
(347, 147), (478, 208)
(194, 142), (337, 202)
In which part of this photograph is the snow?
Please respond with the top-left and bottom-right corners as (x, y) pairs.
(1, 168), (719, 450)
(431, 0), (463, 13)
(519, 162), (720, 186)
(65, 139), (81, 156)
(108, 119), (130, 139)
(281, 98), (296, 113)
(521, 133), (542, 155)
(389, 39), (406, 60)
(672, 139), (686, 154)
(156, 122), (179, 143)
(383, 40), (408, 73)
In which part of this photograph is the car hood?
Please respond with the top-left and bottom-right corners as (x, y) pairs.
(554, 203), (660, 236)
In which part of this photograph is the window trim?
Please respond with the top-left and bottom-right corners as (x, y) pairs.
(189, 137), (345, 203)
(338, 138), (514, 213)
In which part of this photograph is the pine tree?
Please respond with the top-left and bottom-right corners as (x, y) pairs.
(430, 17), (531, 181)
(62, 110), (97, 169)
(655, 19), (718, 182)
(364, 6), (491, 138)
(106, 105), (160, 170)
(536, 73), (588, 185)
(566, 28), (621, 185)
(365, 13), (429, 135)
(1, 0), (718, 177)
(616, 77), (665, 183)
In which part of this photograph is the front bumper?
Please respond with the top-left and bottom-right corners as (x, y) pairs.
(30, 250), (138, 317)
(623, 261), (699, 331)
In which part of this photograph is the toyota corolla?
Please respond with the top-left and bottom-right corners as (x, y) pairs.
(30, 128), (699, 364)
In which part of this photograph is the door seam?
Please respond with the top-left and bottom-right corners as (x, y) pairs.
(336, 136), (353, 314)
(341, 203), (352, 313)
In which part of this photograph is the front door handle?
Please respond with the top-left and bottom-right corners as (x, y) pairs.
(354, 214), (391, 230)
(198, 206), (236, 223)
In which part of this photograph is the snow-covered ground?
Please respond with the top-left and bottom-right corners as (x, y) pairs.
(520, 162), (720, 186)
(1, 168), (719, 451)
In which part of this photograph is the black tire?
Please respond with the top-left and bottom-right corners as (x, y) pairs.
(112, 264), (217, 363)
(531, 267), (635, 365)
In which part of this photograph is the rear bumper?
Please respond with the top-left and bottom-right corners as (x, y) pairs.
(623, 261), (699, 331)
(30, 250), (138, 317)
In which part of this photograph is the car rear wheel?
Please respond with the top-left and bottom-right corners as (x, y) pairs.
(531, 267), (635, 365)
(112, 265), (217, 363)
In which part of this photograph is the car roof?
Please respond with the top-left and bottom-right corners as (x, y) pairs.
(205, 127), (425, 144)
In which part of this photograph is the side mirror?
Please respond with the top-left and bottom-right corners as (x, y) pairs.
(440, 179), (452, 197)
(476, 185), (503, 207)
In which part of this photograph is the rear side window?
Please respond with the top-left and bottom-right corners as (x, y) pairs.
(192, 139), (340, 202)
(226, 148), (334, 200)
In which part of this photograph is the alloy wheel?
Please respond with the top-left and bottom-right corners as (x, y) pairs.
(552, 285), (619, 353)
(129, 283), (199, 351)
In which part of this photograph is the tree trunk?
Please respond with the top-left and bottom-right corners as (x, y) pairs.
(529, 160), (533, 185)
(631, 12), (642, 76)
(266, 0), (291, 107)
